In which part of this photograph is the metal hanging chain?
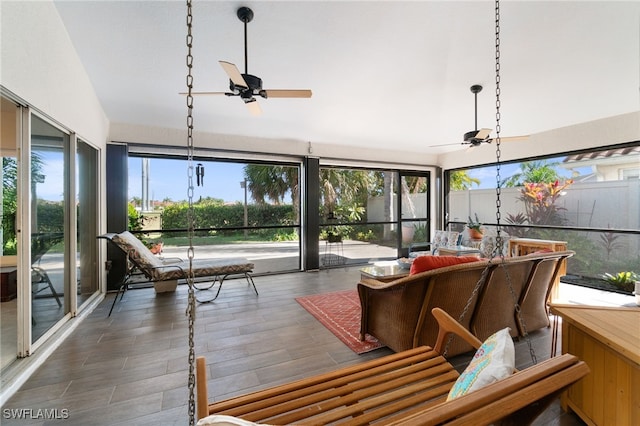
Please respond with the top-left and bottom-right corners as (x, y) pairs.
(185, 0), (197, 424)
(493, 0), (536, 365)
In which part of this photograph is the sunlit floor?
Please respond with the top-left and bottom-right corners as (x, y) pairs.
(4, 265), (628, 425)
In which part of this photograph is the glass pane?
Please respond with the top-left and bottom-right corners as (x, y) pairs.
(77, 139), (99, 305)
(318, 168), (410, 266)
(31, 115), (69, 343)
(448, 146), (640, 283)
(127, 157), (302, 274)
(400, 174), (428, 247)
(1, 96), (19, 370)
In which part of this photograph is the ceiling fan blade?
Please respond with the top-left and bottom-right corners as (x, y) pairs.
(429, 142), (463, 147)
(489, 135), (530, 143)
(179, 91), (228, 96)
(245, 99), (262, 116)
(475, 128), (493, 140)
(261, 89), (312, 99)
(219, 61), (248, 88)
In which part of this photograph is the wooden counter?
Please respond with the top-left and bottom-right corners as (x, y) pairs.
(550, 304), (640, 425)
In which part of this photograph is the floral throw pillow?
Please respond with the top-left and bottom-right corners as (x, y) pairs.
(446, 327), (515, 401)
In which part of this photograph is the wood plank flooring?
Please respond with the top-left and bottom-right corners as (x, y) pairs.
(2, 267), (585, 425)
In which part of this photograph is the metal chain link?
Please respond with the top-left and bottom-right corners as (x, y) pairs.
(185, 0), (197, 424)
(494, 0), (536, 365)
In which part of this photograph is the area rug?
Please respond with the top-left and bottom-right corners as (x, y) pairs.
(296, 289), (384, 354)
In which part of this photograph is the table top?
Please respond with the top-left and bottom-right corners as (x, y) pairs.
(550, 304), (640, 366)
(437, 246), (481, 255)
(509, 238), (567, 245)
(360, 261), (410, 280)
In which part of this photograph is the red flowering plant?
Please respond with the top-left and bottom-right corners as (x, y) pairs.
(519, 179), (574, 225)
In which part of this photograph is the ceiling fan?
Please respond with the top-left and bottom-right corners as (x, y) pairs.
(431, 84), (528, 148)
(181, 6), (312, 116)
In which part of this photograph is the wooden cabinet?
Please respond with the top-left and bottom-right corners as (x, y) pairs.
(550, 305), (640, 425)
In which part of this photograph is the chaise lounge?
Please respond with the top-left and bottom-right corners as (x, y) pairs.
(99, 231), (257, 315)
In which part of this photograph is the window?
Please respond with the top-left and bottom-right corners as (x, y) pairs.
(127, 156), (302, 274)
(446, 143), (640, 285)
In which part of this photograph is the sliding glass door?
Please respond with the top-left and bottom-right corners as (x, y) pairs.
(30, 115), (69, 342)
(77, 139), (99, 305)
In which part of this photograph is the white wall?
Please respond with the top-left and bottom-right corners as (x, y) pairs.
(1, 0), (109, 144)
(449, 180), (640, 231)
(438, 111), (640, 171)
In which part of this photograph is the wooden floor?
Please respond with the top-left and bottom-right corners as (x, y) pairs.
(2, 267), (585, 425)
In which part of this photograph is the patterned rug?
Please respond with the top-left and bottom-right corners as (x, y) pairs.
(296, 289), (384, 354)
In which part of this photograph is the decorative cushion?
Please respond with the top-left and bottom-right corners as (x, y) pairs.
(197, 415), (270, 426)
(112, 231), (163, 270)
(409, 255), (480, 275)
(446, 327), (515, 401)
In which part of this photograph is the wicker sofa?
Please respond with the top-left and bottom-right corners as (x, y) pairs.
(358, 250), (574, 356)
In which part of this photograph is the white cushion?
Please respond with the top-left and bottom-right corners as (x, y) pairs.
(446, 327), (515, 400)
(197, 414), (270, 426)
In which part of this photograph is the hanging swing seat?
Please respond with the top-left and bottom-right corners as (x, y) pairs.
(196, 307), (589, 425)
(98, 232), (256, 315)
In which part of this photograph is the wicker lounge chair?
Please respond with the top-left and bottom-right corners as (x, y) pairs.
(99, 231), (256, 315)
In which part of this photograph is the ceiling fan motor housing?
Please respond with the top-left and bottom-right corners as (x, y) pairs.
(230, 73), (262, 95)
(464, 130), (482, 142)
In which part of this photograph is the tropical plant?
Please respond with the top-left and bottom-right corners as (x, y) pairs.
(504, 212), (529, 237)
(519, 179), (574, 225)
(600, 228), (623, 260)
(128, 202), (146, 231)
(601, 271), (638, 293)
(2, 154), (47, 254)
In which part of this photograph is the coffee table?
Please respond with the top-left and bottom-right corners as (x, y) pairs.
(360, 261), (410, 283)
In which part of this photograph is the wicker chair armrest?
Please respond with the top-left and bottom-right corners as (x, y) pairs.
(357, 277), (405, 290)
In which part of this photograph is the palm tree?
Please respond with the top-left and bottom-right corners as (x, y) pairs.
(501, 160), (561, 187)
(319, 168), (371, 218)
(449, 170), (480, 190)
(244, 164), (299, 221)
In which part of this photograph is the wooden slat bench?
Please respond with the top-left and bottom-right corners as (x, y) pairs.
(196, 308), (589, 425)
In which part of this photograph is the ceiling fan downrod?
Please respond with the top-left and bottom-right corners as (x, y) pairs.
(237, 6), (254, 75)
(470, 84), (482, 131)
(463, 84), (484, 142)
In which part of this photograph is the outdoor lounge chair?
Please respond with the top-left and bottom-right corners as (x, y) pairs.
(99, 231), (256, 316)
(196, 307), (589, 425)
(31, 232), (63, 308)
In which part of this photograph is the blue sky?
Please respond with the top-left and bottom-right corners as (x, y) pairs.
(128, 158), (248, 203)
(33, 153), (585, 202)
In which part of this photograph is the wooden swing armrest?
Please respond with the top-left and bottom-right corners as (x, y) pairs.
(432, 307), (483, 355)
(196, 357), (209, 421)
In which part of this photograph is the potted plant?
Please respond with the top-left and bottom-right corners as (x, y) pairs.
(467, 214), (483, 240)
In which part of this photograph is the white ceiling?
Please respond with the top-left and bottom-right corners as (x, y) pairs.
(53, 0), (640, 155)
